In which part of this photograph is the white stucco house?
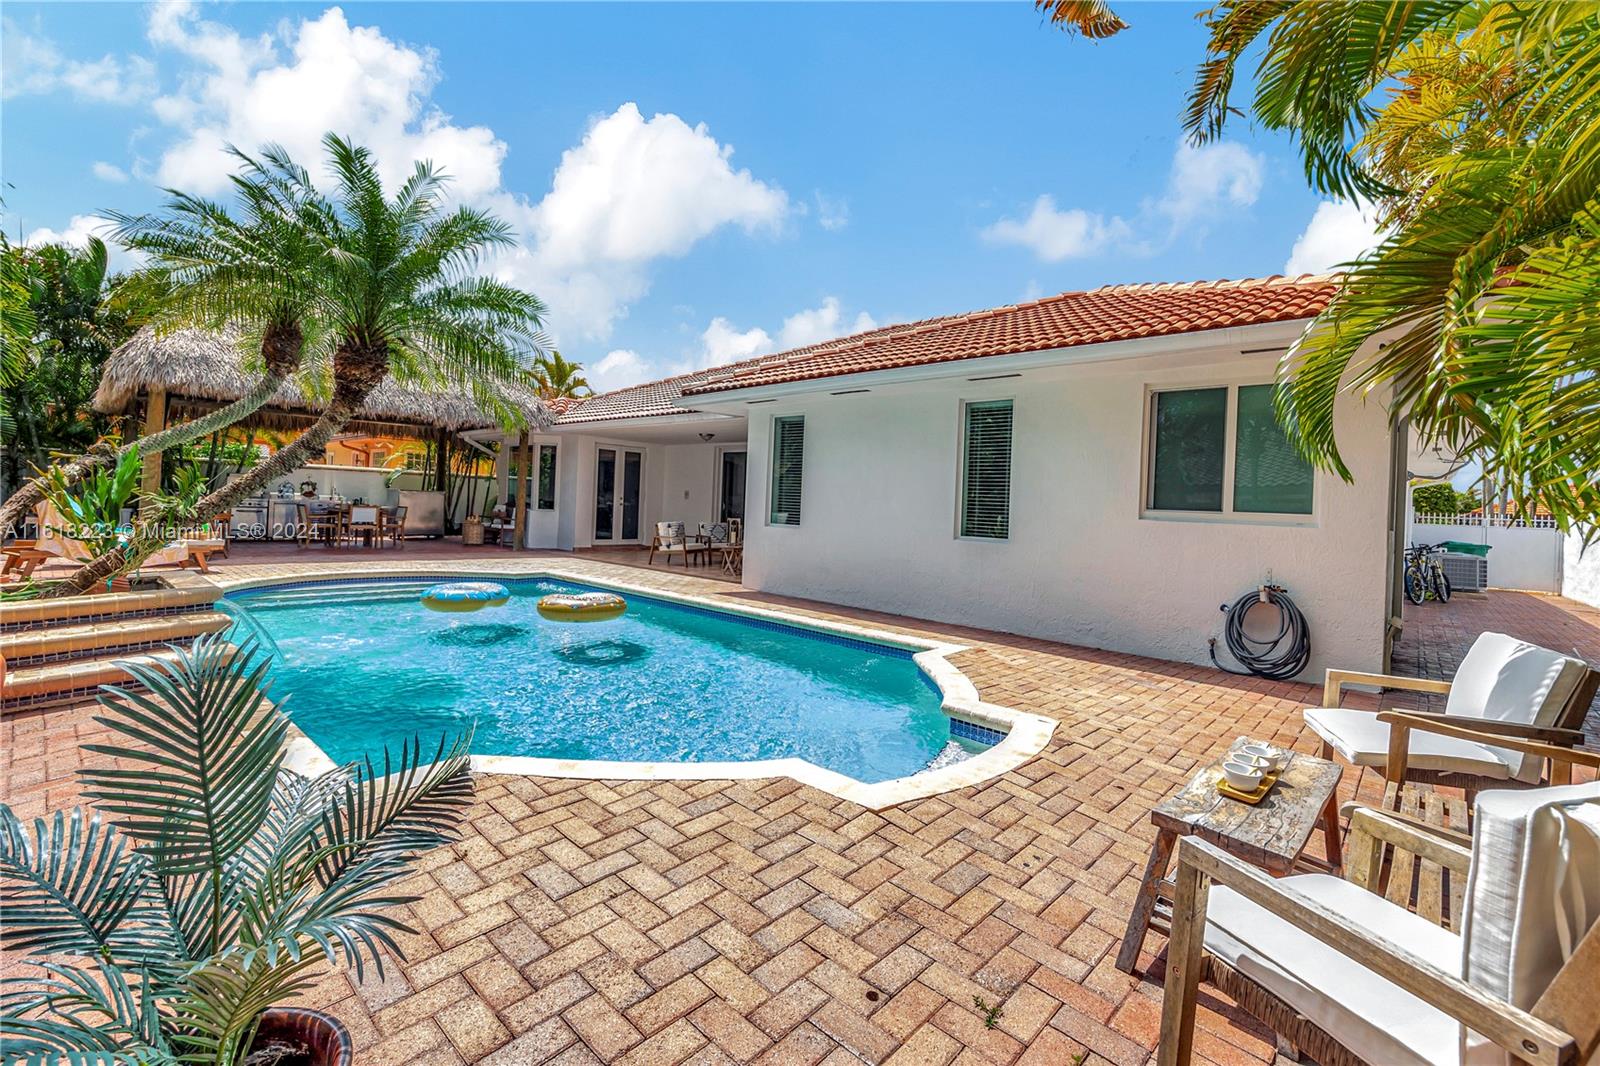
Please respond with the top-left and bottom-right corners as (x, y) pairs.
(472, 275), (1403, 679)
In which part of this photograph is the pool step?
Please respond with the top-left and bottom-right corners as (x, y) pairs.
(1, 646), (203, 714)
(238, 585), (431, 610)
(0, 611), (232, 668)
(0, 578), (230, 713)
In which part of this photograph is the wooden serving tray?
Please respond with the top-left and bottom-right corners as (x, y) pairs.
(1216, 770), (1280, 805)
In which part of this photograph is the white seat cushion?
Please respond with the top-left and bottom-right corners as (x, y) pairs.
(1205, 873), (1464, 1066)
(1444, 634), (1588, 778)
(1303, 706), (1518, 780)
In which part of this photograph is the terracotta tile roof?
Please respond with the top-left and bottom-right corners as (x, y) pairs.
(550, 316), (957, 425)
(680, 275), (1338, 398)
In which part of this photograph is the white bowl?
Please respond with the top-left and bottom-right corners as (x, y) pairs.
(1238, 744), (1283, 771)
(1222, 760), (1266, 791)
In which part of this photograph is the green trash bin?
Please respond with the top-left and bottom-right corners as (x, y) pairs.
(1439, 540), (1491, 557)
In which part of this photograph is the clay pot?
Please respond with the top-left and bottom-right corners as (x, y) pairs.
(245, 1008), (352, 1066)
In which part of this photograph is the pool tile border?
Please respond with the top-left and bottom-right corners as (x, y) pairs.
(214, 564), (1057, 810)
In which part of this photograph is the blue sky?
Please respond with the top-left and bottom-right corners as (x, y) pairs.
(3, 1), (1381, 392)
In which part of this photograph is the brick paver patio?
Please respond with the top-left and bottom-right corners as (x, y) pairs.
(4, 557), (1597, 1066)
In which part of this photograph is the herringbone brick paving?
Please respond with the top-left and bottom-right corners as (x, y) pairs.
(5, 557), (1596, 1065)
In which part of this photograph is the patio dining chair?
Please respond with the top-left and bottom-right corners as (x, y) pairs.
(384, 505), (407, 547)
(295, 503), (342, 548)
(344, 505), (381, 547)
(1157, 774), (1600, 1066)
(1306, 632), (1599, 803)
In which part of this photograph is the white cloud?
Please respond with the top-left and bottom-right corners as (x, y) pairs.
(588, 349), (651, 393)
(1, 18), (157, 103)
(1152, 140), (1263, 230)
(684, 296), (877, 376)
(700, 318), (774, 368)
(24, 214), (146, 273)
(137, 7), (788, 344)
(91, 161), (129, 183)
(981, 195), (1130, 262)
(777, 297), (876, 349)
(813, 191), (849, 231)
(983, 139), (1264, 262)
(1284, 199), (1390, 275)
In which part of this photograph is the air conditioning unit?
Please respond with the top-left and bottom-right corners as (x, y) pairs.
(1440, 552), (1488, 592)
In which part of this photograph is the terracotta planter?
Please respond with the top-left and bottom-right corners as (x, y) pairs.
(245, 1008), (351, 1066)
(106, 576), (132, 593)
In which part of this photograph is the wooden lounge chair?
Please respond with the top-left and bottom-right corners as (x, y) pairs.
(2, 541), (52, 581)
(1158, 772), (1600, 1066)
(384, 505), (407, 547)
(1307, 632), (1599, 802)
(648, 521), (706, 567)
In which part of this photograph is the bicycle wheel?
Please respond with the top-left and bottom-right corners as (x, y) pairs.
(1433, 568), (1451, 603)
(1405, 569), (1426, 605)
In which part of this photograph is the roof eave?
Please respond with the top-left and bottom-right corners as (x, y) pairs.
(683, 318), (1315, 406)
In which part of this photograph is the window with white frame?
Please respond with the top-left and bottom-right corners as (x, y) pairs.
(769, 415), (804, 525)
(959, 399), (1013, 539)
(1147, 383), (1313, 516)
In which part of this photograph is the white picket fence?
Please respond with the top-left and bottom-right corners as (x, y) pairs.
(1413, 512), (1559, 529)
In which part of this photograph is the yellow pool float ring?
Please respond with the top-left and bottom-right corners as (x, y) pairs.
(537, 591), (627, 623)
(421, 581), (511, 613)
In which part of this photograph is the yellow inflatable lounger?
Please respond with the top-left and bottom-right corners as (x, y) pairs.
(421, 581), (512, 613)
(537, 591), (627, 623)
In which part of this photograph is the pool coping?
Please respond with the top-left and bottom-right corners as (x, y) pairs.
(215, 564), (1058, 811)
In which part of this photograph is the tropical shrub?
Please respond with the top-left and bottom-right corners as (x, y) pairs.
(41, 446), (142, 558)
(0, 635), (473, 1063)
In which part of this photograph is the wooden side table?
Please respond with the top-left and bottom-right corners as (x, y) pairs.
(1115, 738), (1344, 974)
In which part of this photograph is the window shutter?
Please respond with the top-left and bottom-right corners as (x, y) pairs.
(769, 416), (805, 525)
(961, 400), (1013, 539)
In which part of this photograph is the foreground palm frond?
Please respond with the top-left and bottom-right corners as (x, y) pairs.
(1182, 0), (1600, 532)
(0, 634), (473, 1064)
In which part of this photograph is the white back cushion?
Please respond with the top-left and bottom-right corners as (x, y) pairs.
(1460, 783), (1600, 1065)
(1443, 633), (1588, 781)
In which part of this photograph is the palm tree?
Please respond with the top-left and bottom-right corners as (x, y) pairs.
(1181, 2), (1600, 529)
(0, 147), (325, 538)
(532, 350), (591, 399)
(0, 635), (472, 1063)
(51, 133), (548, 595)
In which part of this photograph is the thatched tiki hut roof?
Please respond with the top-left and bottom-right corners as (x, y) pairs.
(94, 326), (551, 437)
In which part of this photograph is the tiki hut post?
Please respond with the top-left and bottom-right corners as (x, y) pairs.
(511, 429), (531, 551)
(138, 387), (167, 518)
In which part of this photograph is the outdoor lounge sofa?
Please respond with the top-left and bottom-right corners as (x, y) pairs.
(1306, 632), (1600, 799)
(1157, 773), (1600, 1066)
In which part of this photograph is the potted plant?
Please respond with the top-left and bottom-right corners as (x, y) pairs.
(0, 634), (473, 1064)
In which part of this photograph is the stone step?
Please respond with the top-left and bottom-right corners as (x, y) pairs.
(0, 577), (220, 634)
(0, 610), (233, 667)
(1, 646), (196, 713)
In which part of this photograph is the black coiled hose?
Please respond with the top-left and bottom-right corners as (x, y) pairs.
(1208, 584), (1311, 681)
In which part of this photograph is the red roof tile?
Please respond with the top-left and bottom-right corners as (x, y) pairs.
(680, 275), (1337, 398)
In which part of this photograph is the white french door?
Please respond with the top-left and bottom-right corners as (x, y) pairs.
(594, 447), (643, 543)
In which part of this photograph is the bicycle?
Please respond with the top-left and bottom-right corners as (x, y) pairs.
(1404, 542), (1452, 605)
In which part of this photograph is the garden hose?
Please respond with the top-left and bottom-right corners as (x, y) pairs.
(1208, 584), (1311, 682)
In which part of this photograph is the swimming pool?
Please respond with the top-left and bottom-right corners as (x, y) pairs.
(224, 577), (966, 784)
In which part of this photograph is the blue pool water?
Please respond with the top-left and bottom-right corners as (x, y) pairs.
(224, 578), (954, 783)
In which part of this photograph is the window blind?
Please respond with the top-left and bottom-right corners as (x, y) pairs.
(960, 400), (1013, 539)
(769, 416), (804, 525)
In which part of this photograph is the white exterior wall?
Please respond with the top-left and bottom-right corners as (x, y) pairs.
(661, 444), (720, 528)
(739, 352), (1394, 678)
(1563, 530), (1600, 609)
(543, 433), (724, 549)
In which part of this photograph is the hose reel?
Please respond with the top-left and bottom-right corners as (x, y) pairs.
(1208, 583), (1311, 682)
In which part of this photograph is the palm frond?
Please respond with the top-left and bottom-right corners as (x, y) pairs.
(79, 635), (285, 883)
(0, 805), (174, 963)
